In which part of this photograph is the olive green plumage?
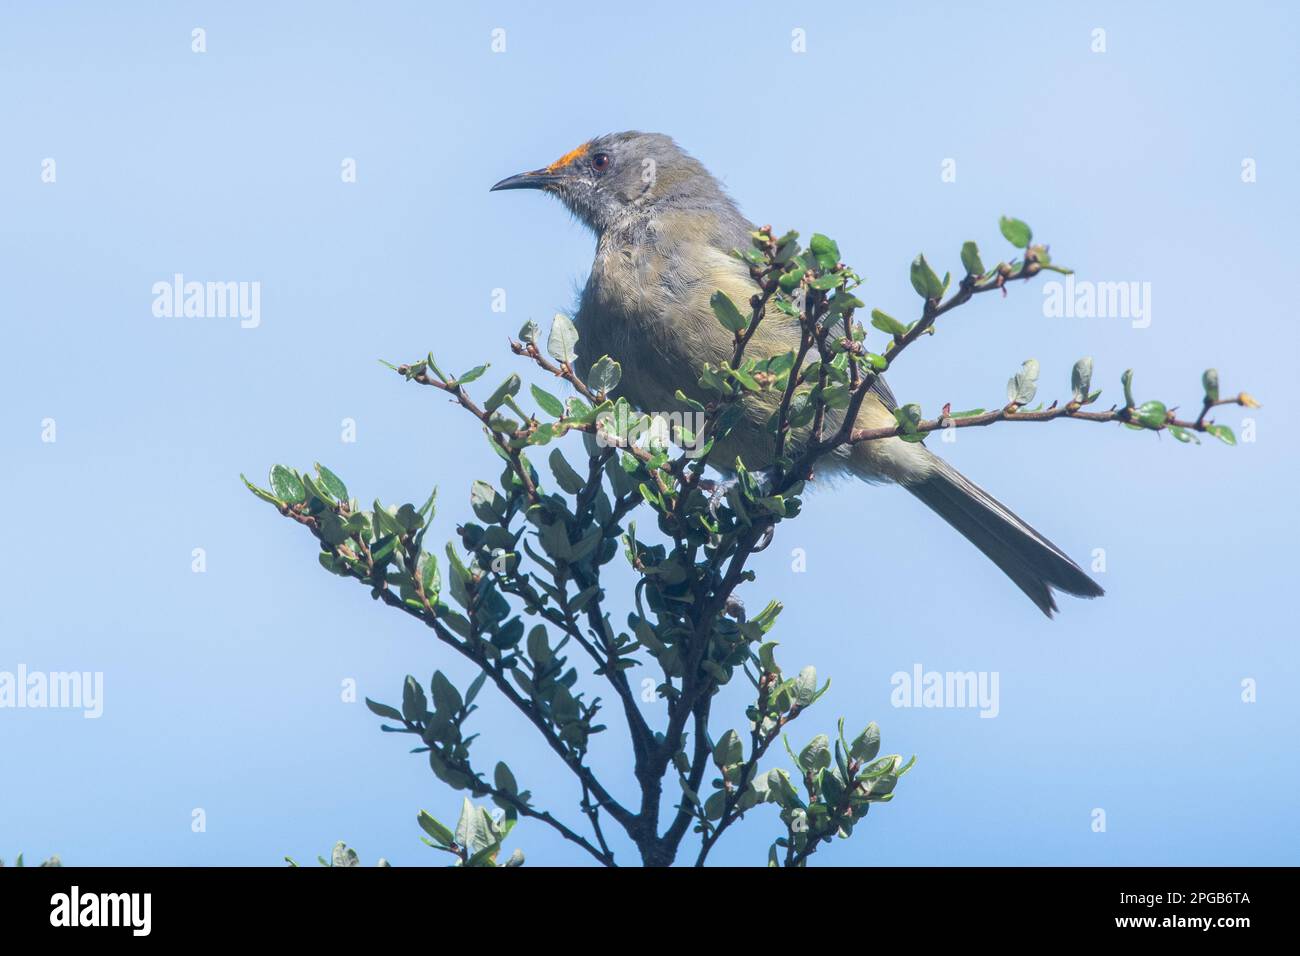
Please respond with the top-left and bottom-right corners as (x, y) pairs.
(492, 132), (1103, 616)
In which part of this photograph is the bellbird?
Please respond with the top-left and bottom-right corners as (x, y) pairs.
(492, 131), (1103, 616)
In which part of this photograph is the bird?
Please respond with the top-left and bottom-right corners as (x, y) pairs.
(491, 131), (1104, 617)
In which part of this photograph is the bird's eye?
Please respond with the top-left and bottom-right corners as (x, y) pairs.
(591, 152), (611, 173)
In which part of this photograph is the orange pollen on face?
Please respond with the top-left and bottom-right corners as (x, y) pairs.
(546, 143), (590, 172)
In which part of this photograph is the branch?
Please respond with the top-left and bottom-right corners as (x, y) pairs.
(848, 392), (1260, 444)
(399, 359), (658, 776)
(662, 696), (714, 853)
(694, 673), (803, 867)
(368, 583), (638, 835)
(397, 716), (616, 867)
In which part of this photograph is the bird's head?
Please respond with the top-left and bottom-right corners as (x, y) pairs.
(490, 131), (727, 234)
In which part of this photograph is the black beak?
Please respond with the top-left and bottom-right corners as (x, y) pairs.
(490, 168), (561, 192)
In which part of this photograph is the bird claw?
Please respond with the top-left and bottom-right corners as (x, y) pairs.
(697, 469), (776, 518)
(696, 476), (735, 516)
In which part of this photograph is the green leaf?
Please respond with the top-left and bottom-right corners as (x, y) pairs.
(269, 465), (305, 503)
(1207, 424), (1236, 446)
(713, 729), (744, 768)
(395, 503), (423, 532)
(300, 471), (329, 504)
(430, 671), (463, 715)
(457, 364), (489, 385)
(772, 296), (799, 317)
(1121, 369), (1135, 408)
(798, 734), (831, 774)
(455, 798), (487, 855)
(370, 534), (398, 564)
(960, 241), (984, 276)
(893, 403), (923, 437)
(494, 761), (519, 795)
(809, 233), (840, 270)
(518, 320), (540, 344)
(1070, 357), (1093, 403)
(870, 309), (907, 336)
(540, 515), (577, 561)
(241, 473), (281, 505)
(909, 254), (944, 299)
(863, 771), (899, 800)
(820, 768), (845, 806)
(318, 513), (349, 546)
(1202, 368), (1220, 403)
(778, 266), (807, 292)
(850, 723), (881, 762)
(418, 487), (438, 521)
(318, 541), (350, 575)
(314, 463), (348, 501)
(1006, 359), (1040, 406)
(548, 449), (586, 495)
(490, 618), (525, 649)
(999, 216), (1032, 248)
(526, 625), (551, 665)
(1135, 400), (1168, 428)
(419, 552), (440, 596)
(588, 355), (622, 394)
(765, 768), (801, 810)
(417, 810), (455, 847)
(530, 384), (565, 418)
(373, 502), (400, 536)
(464, 673), (488, 709)
(710, 290), (749, 333)
(331, 843), (360, 868)
(704, 791), (727, 822)
(773, 231), (800, 260)
(470, 480), (506, 523)
(827, 293), (863, 317)
(793, 666), (817, 706)
(547, 313), (580, 365)
(364, 698), (403, 722)
(483, 374), (521, 413)
(401, 675), (428, 723)
(465, 837), (504, 868)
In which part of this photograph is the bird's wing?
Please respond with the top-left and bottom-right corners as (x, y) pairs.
(868, 373), (898, 411)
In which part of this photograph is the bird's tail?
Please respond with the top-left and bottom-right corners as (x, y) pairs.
(905, 456), (1104, 617)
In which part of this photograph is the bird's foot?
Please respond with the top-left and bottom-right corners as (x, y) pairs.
(697, 469), (776, 509)
(696, 472), (777, 553)
(696, 476), (734, 515)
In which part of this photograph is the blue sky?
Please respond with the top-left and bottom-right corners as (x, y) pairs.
(1, 1), (1296, 867)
